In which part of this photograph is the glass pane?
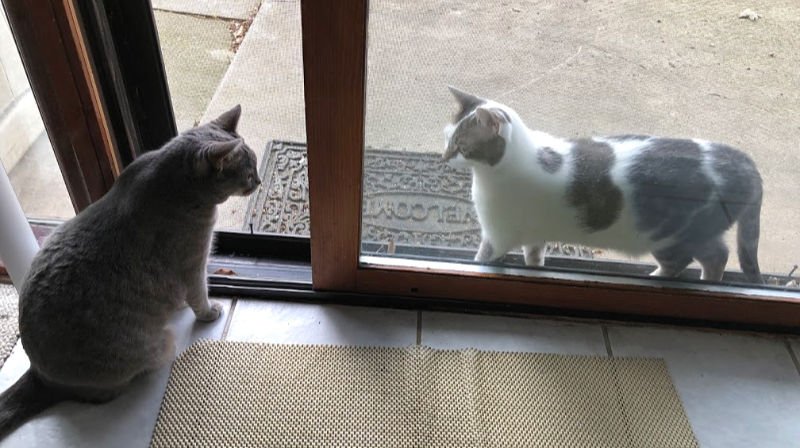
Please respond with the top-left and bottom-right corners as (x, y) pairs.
(361, 1), (799, 292)
(153, 1), (307, 233)
(0, 2), (74, 221)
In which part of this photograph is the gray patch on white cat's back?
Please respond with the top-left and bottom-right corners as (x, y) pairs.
(538, 147), (563, 174)
(566, 139), (623, 232)
(628, 138), (714, 241)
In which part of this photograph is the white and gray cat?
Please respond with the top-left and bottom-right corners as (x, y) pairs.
(443, 87), (763, 284)
(0, 105), (260, 437)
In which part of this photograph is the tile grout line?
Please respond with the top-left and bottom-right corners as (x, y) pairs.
(416, 310), (422, 345)
(602, 325), (614, 357)
(220, 298), (238, 340)
(784, 338), (800, 377)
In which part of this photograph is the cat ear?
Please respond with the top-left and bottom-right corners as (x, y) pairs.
(475, 106), (509, 134)
(206, 139), (241, 172)
(212, 105), (242, 132)
(448, 85), (483, 109)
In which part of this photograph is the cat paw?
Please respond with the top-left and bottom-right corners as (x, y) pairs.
(475, 241), (495, 262)
(195, 301), (224, 322)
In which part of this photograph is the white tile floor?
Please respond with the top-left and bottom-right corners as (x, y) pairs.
(608, 326), (800, 447)
(0, 298), (798, 448)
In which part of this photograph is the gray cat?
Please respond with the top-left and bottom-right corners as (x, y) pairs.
(443, 87), (764, 283)
(0, 105), (260, 438)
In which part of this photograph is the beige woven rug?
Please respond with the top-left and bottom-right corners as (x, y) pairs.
(151, 340), (697, 448)
(0, 284), (19, 369)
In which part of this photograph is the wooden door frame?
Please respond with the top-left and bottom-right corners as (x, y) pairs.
(301, 0), (800, 328)
(3, 0), (179, 212)
(302, 0), (366, 291)
(3, 0), (120, 211)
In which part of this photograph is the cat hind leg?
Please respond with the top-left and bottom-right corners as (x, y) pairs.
(650, 245), (693, 278)
(523, 243), (546, 267)
(693, 237), (729, 282)
(144, 328), (177, 372)
(475, 239), (512, 263)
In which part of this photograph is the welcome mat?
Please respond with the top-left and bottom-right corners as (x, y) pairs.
(244, 141), (594, 258)
(150, 340), (697, 447)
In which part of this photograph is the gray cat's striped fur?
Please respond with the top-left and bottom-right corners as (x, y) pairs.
(0, 105), (260, 438)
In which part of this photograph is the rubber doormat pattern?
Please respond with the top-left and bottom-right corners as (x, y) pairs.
(243, 141), (594, 258)
(151, 340), (697, 447)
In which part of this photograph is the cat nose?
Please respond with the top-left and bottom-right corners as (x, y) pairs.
(255, 176), (261, 185)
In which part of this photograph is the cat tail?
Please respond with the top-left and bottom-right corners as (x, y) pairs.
(736, 190), (764, 284)
(0, 369), (66, 440)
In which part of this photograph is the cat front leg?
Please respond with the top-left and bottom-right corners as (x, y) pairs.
(475, 239), (511, 263)
(693, 237), (729, 282)
(185, 273), (224, 322)
(523, 243), (546, 267)
(650, 246), (693, 278)
(190, 297), (223, 322)
(475, 240), (496, 262)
